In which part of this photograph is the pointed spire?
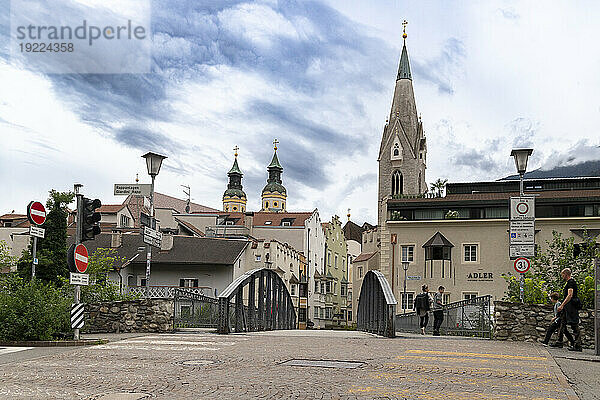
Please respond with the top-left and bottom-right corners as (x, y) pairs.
(397, 20), (412, 81)
(268, 138), (282, 169)
(228, 145), (242, 175)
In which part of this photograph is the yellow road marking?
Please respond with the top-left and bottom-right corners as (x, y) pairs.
(405, 349), (547, 361)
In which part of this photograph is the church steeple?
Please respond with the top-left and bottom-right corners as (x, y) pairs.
(261, 139), (287, 212)
(377, 20), (427, 226)
(223, 146), (247, 213)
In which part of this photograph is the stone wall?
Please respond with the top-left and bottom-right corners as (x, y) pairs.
(494, 301), (596, 348)
(84, 299), (174, 333)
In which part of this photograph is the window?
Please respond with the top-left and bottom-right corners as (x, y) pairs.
(334, 254), (338, 269)
(401, 245), (414, 262)
(321, 282), (325, 293)
(325, 307), (332, 319)
(265, 201), (269, 208)
(282, 202), (285, 209)
(264, 221), (272, 225)
(315, 281), (319, 292)
(138, 277), (147, 287)
(255, 254), (261, 262)
(463, 292), (478, 301)
(319, 307), (324, 319)
(392, 170), (403, 195)
(464, 244), (478, 262)
(291, 285), (296, 295)
(443, 293), (451, 305)
(274, 202), (278, 207)
(298, 308), (307, 322)
(347, 310), (352, 321)
(327, 251), (332, 266)
(225, 220), (235, 225)
(180, 278), (199, 288)
(348, 291), (352, 301)
(233, 206), (237, 211)
(282, 221), (291, 226)
(314, 307), (319, 318)
(333, 282), (337, 294)
(401, 292), (414, 310)
(299, 284), (307, 297)
(180, 305), (191, 318)
(326, 282), (331, 293)
(340, 285), (346, 296)
(358, 266), (363, 279)
(120, 214), (131, 227)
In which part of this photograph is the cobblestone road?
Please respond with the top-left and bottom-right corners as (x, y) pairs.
(0, 331), (575, 399)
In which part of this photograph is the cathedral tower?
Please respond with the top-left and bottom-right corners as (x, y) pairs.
(223, 146), (247, 213)
(377, 22), (427, 226)
(261, 139), (287, 212)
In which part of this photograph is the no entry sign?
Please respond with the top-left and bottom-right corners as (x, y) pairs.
(74, 244), (89, 273)
(513, 257), (530, 274)
(27, 201), (46, 225)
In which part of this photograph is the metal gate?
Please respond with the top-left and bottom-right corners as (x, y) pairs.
(395, 295), (493, 338)
(173, 289), (219, 329)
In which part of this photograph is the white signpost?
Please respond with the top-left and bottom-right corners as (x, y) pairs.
(509, 244), (535, 258)
(510, 197), (535, 220)
(509, 196), (535, 303)
(69, 272), (89, 286)
(143, 226), (162, 248)
(29, 226), (45, 239)
(114, 183), (152, 197)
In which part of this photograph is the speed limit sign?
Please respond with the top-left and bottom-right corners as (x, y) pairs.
(514, 257), (530, 274)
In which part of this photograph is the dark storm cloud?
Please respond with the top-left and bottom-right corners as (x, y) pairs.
(412, 38), (466, 95)
(114, 127), (182, 154)
(451, 149), (497, 172)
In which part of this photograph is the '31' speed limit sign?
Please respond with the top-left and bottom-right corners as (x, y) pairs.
(514, 257), (530, 274)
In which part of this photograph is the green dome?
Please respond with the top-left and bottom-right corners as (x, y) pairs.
(223, 188), (247, 199)
(262, 182), (287, 195)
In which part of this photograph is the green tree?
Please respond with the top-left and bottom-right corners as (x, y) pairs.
(430, 178), (448, 197)
(17, 190), (74, 284)
(502, 271), (548, 304)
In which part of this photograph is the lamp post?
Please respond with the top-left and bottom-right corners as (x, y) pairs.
(510, 148), (533, 303)
(402, 261), (409, 314)
(141, 151), (167, 298)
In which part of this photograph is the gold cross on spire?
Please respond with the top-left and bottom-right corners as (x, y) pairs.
(273, 138), (279, 151)
(402, 19), (408, 40)
(233, 145), (239, 158)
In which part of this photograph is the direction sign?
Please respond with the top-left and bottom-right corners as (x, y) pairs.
(509, 220), (535, 245)
(29, 225), (45, 239)
(510, 244), (535, 258)
(513, 257), (530, 274)
(114, 183), (151, 197)
(70, 272), (89, 286)
(143, 226), (162, 248)
(407, 276), (422, 281)
(27, 201), (46, 225)
(510, 197), (535, 220)
(74, 244), (89, 273)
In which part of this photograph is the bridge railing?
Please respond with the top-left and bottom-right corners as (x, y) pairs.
(217, 268), (296, 334)
(356, 270), (397, 338)
(173, 289), (219, 329)
(395, 295), (493, 338)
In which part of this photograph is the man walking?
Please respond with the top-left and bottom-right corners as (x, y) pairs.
(432, 286), (445, 336)
(551, 268), (582, 351)
(414, 284), (432, 335)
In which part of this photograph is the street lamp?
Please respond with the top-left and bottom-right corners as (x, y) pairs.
(141, 151), (167, 297)
(402, 261), (409, 314)
(510, 149), (533, 196)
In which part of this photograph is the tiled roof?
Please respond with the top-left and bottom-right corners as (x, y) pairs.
(252, 212), (313, 227)
(0, 214), (27, 220)
(174, 217), (205, 237)
(150, 192), (219, 213)
(69, 233), (248, 265)
(98, 204), (125, 213)
(353, 252), (377, 263)
(342, 221), (364, 242)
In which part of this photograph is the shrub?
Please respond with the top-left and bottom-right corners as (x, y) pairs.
(0, 274), (71, 341)
(502, 271), (548, 304)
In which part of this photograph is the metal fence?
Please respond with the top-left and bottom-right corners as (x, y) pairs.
(356, 270), (397, 338)
(127, 286), (213, 299)
(173, 289), (219, 329)
(395, 295), (493, 338)
(217, 268), (296, 334)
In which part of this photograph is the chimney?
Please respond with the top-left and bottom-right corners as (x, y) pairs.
(161, 233), (174, 251)
(111, 231), (122, 248)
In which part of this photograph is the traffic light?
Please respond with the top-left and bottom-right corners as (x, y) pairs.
(80, 197), (101, 242)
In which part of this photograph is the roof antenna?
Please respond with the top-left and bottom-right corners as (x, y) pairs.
(181, 185), (191, 213)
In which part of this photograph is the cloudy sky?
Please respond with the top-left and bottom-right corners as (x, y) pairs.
(1, 0), (599, 224)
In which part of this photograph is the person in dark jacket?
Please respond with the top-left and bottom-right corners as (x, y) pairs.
(432, 286), (445, 336)
(414, 284), (432, 335)
(551, 268), (582, 351)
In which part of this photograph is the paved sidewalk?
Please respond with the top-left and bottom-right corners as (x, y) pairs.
(0, 330), (578, 399)
(549, 347), (600, 400)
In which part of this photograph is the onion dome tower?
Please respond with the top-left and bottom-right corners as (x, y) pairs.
(223, 146), (247, 213)
(261, 139), (287, 212)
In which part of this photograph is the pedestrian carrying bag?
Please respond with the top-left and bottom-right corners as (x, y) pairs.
(415, 293), (430, 311)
